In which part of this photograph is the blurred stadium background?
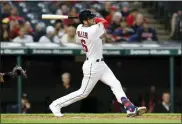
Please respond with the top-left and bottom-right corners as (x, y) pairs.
(0, 1), (181, 114)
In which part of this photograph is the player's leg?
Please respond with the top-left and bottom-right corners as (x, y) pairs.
(100, 63), (146, 116)
(49, 62), (101, 116)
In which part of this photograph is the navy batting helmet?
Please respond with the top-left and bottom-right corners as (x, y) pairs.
(79, 9), (96, 23)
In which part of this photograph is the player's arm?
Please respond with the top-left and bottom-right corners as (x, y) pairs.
(0, 66), (27, 83)
(94, 17), (108, 28)
(94, 18), (108, 39)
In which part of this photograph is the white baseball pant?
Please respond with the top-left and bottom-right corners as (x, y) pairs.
(52, 58), (127, 109)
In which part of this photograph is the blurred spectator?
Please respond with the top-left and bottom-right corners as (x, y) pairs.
(61, 72), (80, 113)
(61, 26), (76, 43)
(153, 92), (170, 113)
(105, 5), (117, 25)
(99, 2), (111, 18)
(13, 28), (33, 43)
(1, 18), (10, 41)
(69, 7), (80, 27)
(56, 3), (69, 15)
(126, 8), (138, 27)
(61, 72), (73, 94)
(120, 2), (130, 19)
(170, 10), (182, 41)
(21, 93), (31, 114)
(138, 85), (160, 113)
(39, 26), (55, 43)
(56, 3), (72, 26)
(132, 13), (144, 33)
(109, 12), (122, 31)
(1, 2), (11, 19)
(137, 19), (158, 42)
(113, 21), (135, 42)
(33, 22), (46, 42)
(8, 7), (25, 39)
(53, 20), (65, 44)
(24, 21), (33, 35)
(6, 93), (31, 113)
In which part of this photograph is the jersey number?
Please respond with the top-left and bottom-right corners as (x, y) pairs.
(81, 39), (88, 52)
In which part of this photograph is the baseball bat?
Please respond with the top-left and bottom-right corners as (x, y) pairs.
(42, 14), (78, 20)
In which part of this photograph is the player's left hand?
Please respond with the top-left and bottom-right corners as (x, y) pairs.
(12, 66), (27, 78)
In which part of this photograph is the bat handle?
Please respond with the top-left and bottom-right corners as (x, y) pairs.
(68, 16), (79, 19)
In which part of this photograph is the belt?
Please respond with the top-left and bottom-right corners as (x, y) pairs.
(86, 58), (104, 62)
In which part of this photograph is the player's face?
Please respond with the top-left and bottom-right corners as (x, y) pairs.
(87, 18), (95, 26)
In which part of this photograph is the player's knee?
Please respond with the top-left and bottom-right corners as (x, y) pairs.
(77, 89), (89, 98)
(81, 92), (89, 98)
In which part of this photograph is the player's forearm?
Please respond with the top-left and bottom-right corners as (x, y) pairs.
(95, 17), (108, 28)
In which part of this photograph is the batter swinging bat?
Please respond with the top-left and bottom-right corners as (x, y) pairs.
(42, 14), (78, 20)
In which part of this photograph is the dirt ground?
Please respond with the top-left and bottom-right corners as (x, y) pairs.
(2, 114), (181, 120)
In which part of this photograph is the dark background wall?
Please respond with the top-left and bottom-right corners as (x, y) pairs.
(0, 55), (181, 113)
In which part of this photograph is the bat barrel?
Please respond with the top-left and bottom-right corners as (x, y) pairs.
(42, 14), (78, 20)
(42, 14), (68, 20)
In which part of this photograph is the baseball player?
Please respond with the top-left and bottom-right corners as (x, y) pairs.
(0, 66), (27, 83)
(49, 10), (147, 117)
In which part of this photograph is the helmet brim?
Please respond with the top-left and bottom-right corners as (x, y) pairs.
(88, 13), (96, 19)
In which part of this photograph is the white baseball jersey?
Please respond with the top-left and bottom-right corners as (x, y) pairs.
(76, 23), (105, 59)
(51, 22), (128, 112)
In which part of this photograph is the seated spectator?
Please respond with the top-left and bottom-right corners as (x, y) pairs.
(21, 93), (31, 114)
(33, 22), (46, 42)
(138, 85), (160, 113)
(56, 3), (69, 15)
(61, 26), (76, 43)
(105, 5), (117, 25)
(109, 12), (122, 31)
(126, 8), (138, 27)
(153, 92), (171, 113)
(99, 2), (111, 18)
(69, 7), (80, 28)
(120, 2), (130, 19)
(8, 7), (25, 39)
(39, 26), (55, 43)
(61, 72), (73, 94)
(113, 21), (135, 42)
(24, 21), (33, 35)
(53, 20), (65, 43)
(1, 2), (11, 19)
(57, 3), (73, 26)
(1, 18), (10, 41)
(137, 20), (158, 42)
(132, 13), (144, 33)
(13, 28), (33, 43)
